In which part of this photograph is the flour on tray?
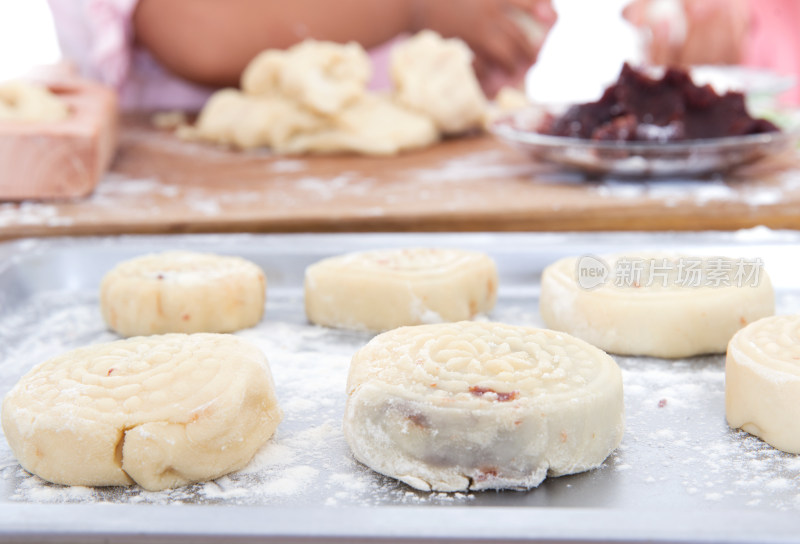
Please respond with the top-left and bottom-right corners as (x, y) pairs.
(1, 286), (800, 510)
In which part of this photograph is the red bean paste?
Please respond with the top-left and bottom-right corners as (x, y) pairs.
(539, 63), (779, 142)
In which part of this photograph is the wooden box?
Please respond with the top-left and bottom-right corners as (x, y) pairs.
(0, 79), (117, 200)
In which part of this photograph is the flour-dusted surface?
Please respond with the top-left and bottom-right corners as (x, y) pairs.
(2, 232), (800, 543)
(0, 285), (484, 507)
(4, 116), (800, 240)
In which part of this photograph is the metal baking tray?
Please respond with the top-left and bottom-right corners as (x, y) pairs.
(2, 231), (800, 543)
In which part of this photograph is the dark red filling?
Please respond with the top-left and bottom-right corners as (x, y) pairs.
(539, 63), (779, 142)
(469, 386), (519, 402)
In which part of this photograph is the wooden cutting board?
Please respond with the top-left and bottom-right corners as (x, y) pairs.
(0, 114), (799, 239)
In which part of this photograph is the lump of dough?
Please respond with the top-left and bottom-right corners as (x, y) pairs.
(242, 40), (370, 115)
(305, 248), (497, 331)
(280, 94), (438, 156)
(540, 253), (774, 358)
(726, 315), (800, 453)
(391, 30), (487, 135)
(344, 321), (624, 492)
(185, 32), (487, 155)
(100, 251), (266, 337)
(190, 89), (326, 150)
(1, 333), (282, 491)
(0, 81), (69, 122)
(240, 50), (284, 96)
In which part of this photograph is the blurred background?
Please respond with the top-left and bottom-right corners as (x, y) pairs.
(2, 0), (796, 108)
(0, 1), (60, 81)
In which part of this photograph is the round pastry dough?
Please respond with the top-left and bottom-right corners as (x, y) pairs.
(726, 315), (800, 453)
(1, 333), (282, 491)
(540, 254), (774, 358)
(304, 248), (497, 331)
(100, 251), (266, 337)
(343, 321), (624, 492)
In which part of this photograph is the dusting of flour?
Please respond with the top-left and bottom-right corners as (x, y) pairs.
(1, 276), (800, 511)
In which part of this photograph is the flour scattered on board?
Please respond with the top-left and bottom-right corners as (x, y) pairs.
(185, 197), (222, 216)
(2, 146), (799, 231)
(592, 179), (738, 206)
(414, 150), (539, 183)
(93, 175), (180, 199)
(589, 172), (798, 208)
(1, 274), (800, 510)
(0, 203), (74, 228)
(270, 160), (306, 174)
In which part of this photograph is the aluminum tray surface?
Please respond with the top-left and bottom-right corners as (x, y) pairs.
(1, 231), (800, 544)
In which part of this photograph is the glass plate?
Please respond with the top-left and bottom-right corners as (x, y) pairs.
(490, 107), (800, 178)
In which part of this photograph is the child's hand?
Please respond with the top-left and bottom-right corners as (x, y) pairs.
(413, 0), (556, 93)
(625, 0), (747, 66)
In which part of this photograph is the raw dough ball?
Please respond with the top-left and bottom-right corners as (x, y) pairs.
(305, 248), (497, 331)
(540, 253), (774, 358)
(100, 251), (266, 337)
(726, 315), (800, 453)
(1, 333), (282, 490)
(281, 94), (438, 156)
(344, 321), (624, 492)
(242, 40), (370, 114)
(190, 89), (326, 150)
(0, 81), (69, 122)
(391, 30), (487, 134)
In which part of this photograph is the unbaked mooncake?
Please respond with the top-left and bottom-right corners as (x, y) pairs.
(343, 321), (624, 491)
(100, 251), (266, 337)
(726, 315), (800, 453)
(540, 253), (774, 358)
(304, 248), (497, 331)
(1, 333), (282, 491)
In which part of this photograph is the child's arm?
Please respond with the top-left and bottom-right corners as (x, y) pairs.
(133, 0), (414, 86)
(133, 0), (551, 87)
